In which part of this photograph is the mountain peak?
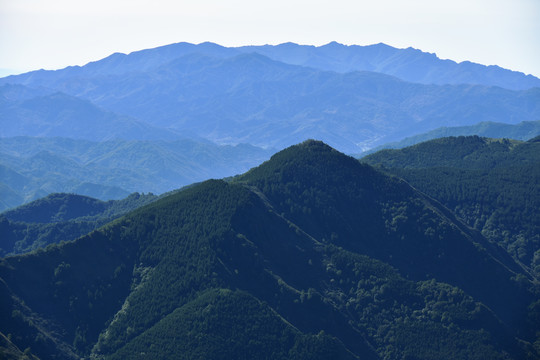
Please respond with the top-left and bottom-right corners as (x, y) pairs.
(296, 138), (335, 150)
(237, 140), (392, 198)
(253, 139), (352, 169)
(321, 41), (345, 48)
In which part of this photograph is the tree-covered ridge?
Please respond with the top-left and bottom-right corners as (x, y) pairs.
(0, 192), (158, 257)
(2, 192), (158, 223)
(359, 119), (540, 155)
(361, 135), (527, 169)
(2, 193), (108, 223)
(0, 141), (537, 359)
(361, 136), (540, 278)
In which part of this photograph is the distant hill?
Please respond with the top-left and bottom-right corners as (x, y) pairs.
(1, 43), (539, 152)
(2, 193), (109, 223)
(1, 192), (159, 224)
(0, 141), (537, 359)
(0, 192), (159, 257)
(0, 161), (129, 212)
(0, 84), (183, 140)
(362, 136), (540, 277)
(361, 119), (540, 154)
(0, 136), (275, 212)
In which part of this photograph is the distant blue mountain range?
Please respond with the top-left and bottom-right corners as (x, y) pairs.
(1, 42), (539, 153)
(6, 41), (539, 90)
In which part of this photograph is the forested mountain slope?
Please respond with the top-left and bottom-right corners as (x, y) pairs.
(0, 192), (158, 257)
(0, 141), (537, 360)
(362, 135), (540, 278)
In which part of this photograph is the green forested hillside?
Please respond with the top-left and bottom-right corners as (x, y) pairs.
(0, 192), (158, 256)
(2, 193), (108, 223)
(0, 141), (537, 360)
(362, 135), (540, 277)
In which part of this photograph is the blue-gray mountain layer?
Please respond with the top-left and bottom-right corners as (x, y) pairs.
(2, 42), (539, 153)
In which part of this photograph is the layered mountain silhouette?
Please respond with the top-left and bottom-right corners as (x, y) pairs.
(240, 42), (540, 90)
(4, 41), (539, 90)
(0, 136), (274, 211)
(0, 84), (182, 141)
(1, 42), (539, 153)
(0, 141), (537, 359)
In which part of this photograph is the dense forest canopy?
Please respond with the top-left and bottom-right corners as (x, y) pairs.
(362, 135), (540, 278)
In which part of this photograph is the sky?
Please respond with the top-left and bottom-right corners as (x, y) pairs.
(1, 0), (539, 78)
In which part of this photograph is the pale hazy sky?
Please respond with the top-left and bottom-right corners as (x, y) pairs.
(1, 0), (539, 77)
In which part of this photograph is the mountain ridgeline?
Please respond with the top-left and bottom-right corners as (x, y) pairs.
(4, 41), (540, 90)
(1, 42), (540, 153)
(0, 141), (538, 359)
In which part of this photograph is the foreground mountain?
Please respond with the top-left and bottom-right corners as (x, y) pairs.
(361, 119), (540, 154)
(362, 135), (540, 278)
(0, 140), (537, 359)
(0, 136), (274, 211)
(2, 43), (539, 152)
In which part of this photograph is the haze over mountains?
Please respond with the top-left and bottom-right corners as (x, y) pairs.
(2, 35), (540, 360)
(2, 41), (539, 210)
(1, 39), (539, 359)
(0, 137), (274, 211)
(5, 41), (540, 89)
(0, 84), (182, 141)
(1, 42), (539, 153)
